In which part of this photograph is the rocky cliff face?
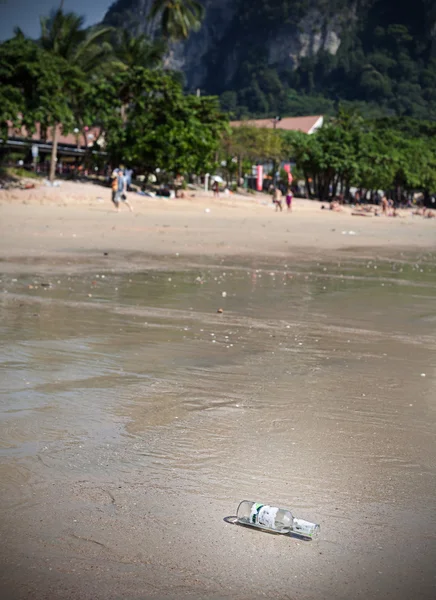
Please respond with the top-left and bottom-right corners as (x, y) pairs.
(104, 0), (357, 90)
(104, 0), (436, 119)
(104, 0), (158, 37)
(266, 7), (351, 71)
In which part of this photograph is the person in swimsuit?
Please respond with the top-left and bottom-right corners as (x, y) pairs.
(285, 188), (293, 211)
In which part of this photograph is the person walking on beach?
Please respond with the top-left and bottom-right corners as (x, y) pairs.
(124, 168), (133, 191)
(111, 167), (133, 212)
(285, 188), (293, 211)
(111, 169), (119, 208)
(273, 187), (283, 212)
(212, 179), (220, 198)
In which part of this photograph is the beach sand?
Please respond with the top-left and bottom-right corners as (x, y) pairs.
(1, 181), (436, 600)
(0, 181), (435, 271)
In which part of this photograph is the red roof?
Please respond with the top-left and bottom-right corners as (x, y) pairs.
(230, 115), (324, 134)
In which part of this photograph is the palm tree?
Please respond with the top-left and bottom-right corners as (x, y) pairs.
(149, 0), (205, 42)
(110, 29), (166, 123)
(39, 8), (113, 180)
(40, 9), (113, 72)
(113, 29), (166, 71)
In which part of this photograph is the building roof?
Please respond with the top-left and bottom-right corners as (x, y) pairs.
(7, 122), (101, 148)
(230, 115), (324, 134)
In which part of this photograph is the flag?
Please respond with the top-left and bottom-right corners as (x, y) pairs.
(284, 164), (293, 184)
(256, 165), (264, 191)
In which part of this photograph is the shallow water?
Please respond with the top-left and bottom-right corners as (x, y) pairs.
(1, 254), (436, 599)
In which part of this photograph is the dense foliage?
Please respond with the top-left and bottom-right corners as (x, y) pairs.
(0, 34), (85, 139)
(104, 68), (227, 175)
(283, 111), (436, 201)
(219, 124), (286, 181)
(0, 8), (227, 180)
(211, 0), (436, 119)
(218, 111), (436, 202)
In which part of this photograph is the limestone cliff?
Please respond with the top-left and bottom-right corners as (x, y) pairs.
(104, 0), (436, 119)
(104, 0), (356, 89)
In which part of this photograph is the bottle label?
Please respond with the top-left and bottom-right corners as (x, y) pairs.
(250, 504), (279, 529)
(250, 503), (263, 524)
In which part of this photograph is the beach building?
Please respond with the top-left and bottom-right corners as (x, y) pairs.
(230, 115), (324, 134)
(1, 122), (103, 173)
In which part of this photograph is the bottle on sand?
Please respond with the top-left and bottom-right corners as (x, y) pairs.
(236, 500), (320, 539)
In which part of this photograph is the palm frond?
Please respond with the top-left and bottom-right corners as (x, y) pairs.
(38, 8), (116, 76)
(71, 25), (114, 70)
(149, 0), (205, 41)
(13, 26), (26, 39)
(113, 29), (166, 69)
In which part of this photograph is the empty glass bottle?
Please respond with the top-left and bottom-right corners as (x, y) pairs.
(236, 500), (320, 539)
(237, 500), (294, 533)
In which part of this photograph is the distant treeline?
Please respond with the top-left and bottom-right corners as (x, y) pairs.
(221, 112), (436, 203)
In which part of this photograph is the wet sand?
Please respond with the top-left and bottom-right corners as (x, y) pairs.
(1, 187), (436, 599)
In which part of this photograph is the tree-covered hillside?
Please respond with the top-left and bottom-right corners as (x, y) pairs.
(105, 0), (436, 119)
(207, 0), (436, 119)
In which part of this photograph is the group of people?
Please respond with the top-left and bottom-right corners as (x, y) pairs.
(107, 170), (435, 219)
(372, 195), (434, 217)
(110, 166), (133, 212)
(412, 206), (435, 218)
(272, 187), (293, 212)
(321, 193), (436, 218)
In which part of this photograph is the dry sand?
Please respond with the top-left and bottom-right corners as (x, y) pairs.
(0, 180), (435, 272)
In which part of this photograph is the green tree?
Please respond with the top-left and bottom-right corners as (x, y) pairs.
(220, 91), (238, 115)
(76, 75), (123, 168)
(284, 110), (365, 200)
(0, 34), (83, 172)
(0, 35), (33, 138)
(355, 129), (396, 193)
(149, 0), (204, 41)
(38, 8), (113, 180)
(360, 67), (392, 101)
(382, 133), (436, 201)
(284, 109), (436, 202)
(105, 68), (228, 177)
(40, 10), (112, 73)
(221, 124), (285, 180)
(111, 30), (166, 123)
(282, 89), (335, 117)
(112, 29), (165, 70)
